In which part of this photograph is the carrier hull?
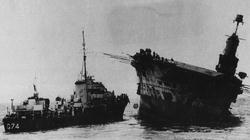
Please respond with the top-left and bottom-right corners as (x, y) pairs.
(138, 94), (233, 122)
(131, 48), (243, 122)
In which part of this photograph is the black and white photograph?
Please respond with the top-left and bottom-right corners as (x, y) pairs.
(0, 0), (250, 140)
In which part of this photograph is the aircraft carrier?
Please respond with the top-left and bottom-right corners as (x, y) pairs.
(131, 15), (247, 122)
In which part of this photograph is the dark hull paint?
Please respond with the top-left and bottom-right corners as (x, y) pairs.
(3, 102), (128, 133)
(139, 94), (233, 123)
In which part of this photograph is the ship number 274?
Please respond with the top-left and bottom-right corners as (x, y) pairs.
(6, 123), (19, 130)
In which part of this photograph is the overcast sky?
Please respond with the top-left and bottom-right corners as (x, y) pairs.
(0, 0), (250, 103)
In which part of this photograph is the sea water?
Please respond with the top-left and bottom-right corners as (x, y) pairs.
(0, 95), (250, 140)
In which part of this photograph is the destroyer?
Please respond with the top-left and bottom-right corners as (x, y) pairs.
(131, 15), (247, 122)
(2, 30), (129, 132)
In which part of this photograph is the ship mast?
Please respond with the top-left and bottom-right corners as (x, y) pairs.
(81, 30), (87, 80)
(234, 14), (244, 34)
(33, 76), (39, 98)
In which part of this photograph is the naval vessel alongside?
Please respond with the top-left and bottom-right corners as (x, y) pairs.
(2, 30), (129, 132)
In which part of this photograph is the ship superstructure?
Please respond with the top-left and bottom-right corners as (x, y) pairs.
(67, 30), (129, 121)
(2, 83), (55, 131)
